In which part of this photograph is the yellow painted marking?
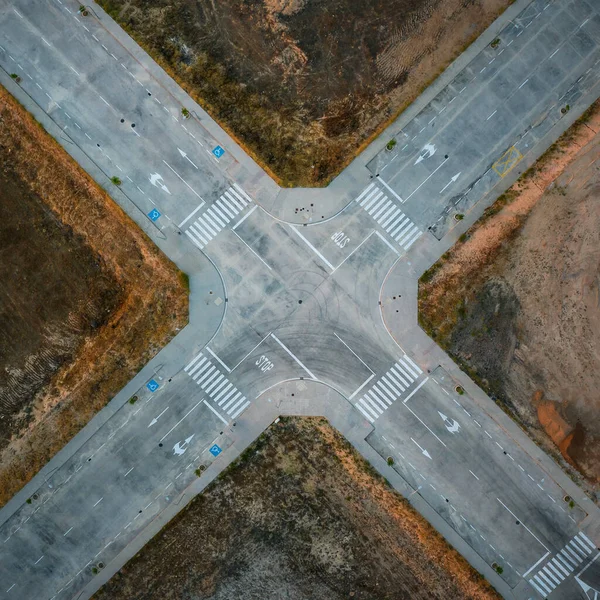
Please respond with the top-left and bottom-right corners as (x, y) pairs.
(493, 146), (523, 177)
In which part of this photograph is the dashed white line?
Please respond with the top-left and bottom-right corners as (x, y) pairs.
(6, 584), (15, 593)
(549, 48), (560, 59)
(124, 467), (134, 478)
(518, 78), (529, 90)
(34, 555), (44, 565)
(93, 497), (103, 507)
(13, 8), (24, 18)
(99, 95), (110, 107)
(84, 133), (91, 140)
(484, 430), (492, 439)
(469, 470), (480, 481)
(486, 110), (497, 121)
(63, 527), (73, 536)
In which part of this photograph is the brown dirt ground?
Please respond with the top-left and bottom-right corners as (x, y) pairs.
(97, 0), (510, 186)
(0, 85), (188, 508)
(419, 101), (600, 495)
(93, 417), (499, 600)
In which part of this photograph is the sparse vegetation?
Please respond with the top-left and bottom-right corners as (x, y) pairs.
(561, 104), (570, 115)
(456, 386), (465, 395)
(490, 38), (500, 49)
(386, 139), (397, 151)
(110, 176), (122, 186)
(181, 107), (190, 119)
(97, 0), (512, 186)
(0, 86), (187, 509)
(454, 213), (465, 221)
(10, 73), (21, 83)
(387, 456), (395, 466)
(128, 396), (138, 405)
(93, 418), (499, 600)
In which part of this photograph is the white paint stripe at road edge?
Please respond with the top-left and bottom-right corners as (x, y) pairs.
(402, 377), (429, 403)
(179, 202), (205, 228)
(232, 229), (273, 271)
(403, 402), (446, 447)
(203, 400), (228, 424)
(375, 177), (403, 203)
(206, 346), (232, 372)
(289, 226), (334, 270)
(523, 549), (552, 579)
(232, 204), (257, 230)
(159, 399), (203, 442)
(334, 332), (374, 375)
(497, 498), (550, 557)
(230, 332), (271, 372)
(271, 333), (318, 380)
(348, 373), (375, 401)
(374, 230), (400, 256)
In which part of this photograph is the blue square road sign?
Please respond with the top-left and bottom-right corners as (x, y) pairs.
(212, 145), (225, 158)
(148, 208), (161, 222)
(209, 444), (222, 457)
(146, 379), (159, 392)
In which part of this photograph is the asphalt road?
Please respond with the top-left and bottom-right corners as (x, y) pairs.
(0, 0), (600, 599)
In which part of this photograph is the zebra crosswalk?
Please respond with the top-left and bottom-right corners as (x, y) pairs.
(355, 183), (422, 251)
(184, 184), (252, 250)
(355, 355), (423, 423)
(529, 532), (597, 597)
(184, 352), (250, 420)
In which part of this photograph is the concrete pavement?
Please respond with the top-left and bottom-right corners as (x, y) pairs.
(1, 0), (600, 598)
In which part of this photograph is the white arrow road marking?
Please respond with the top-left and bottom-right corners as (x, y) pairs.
(439, 172), (461, 194)
(415, 143), (436, 165)
(148, 406), (169, 428)
(410, 437), (432, 459)
(149, 172), (171, 195)
(177, 147), (198, 169)
(438, 411), (461, 434)
(173, 434), (195, 456)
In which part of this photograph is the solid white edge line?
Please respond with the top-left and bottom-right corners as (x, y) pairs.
(374, 230), (399, 255)
(402, 377), (429, 403)
(231, 229), (273, 271)
(376, 177), (404, 203)
(232, 204), (257, 230)
(178, 202), (205, 228)
(270, 333), (318, 380)
(289, 226), (335, 270)
(206, 346), (232, 372)
(349, 373), (375, 400)
(203, 400), (228, 425)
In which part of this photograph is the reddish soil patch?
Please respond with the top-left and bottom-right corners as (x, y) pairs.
(419, 102), (600, 494)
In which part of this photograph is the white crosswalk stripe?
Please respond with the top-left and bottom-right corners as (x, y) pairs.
(354, 183), (422, 251)
(184, 352), (250, 419)
(355, 355), (423, 423)
(185, 184), (252, 250)
(530, 532), (597, 597)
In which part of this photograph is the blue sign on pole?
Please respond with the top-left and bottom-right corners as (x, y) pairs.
(212, 145), (225, 158)
(209, 444), (222, 457)
(146, 379), (159, 392)
(148, 208), (161, 222)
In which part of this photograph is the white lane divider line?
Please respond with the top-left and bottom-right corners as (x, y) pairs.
(271, 333), (318, 381)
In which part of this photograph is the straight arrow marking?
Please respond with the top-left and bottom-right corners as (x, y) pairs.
(410, 437), (432, 459)
(177, 147), (198, 169)
(148, 406), (169, 427)
(439, 172), (461, 194)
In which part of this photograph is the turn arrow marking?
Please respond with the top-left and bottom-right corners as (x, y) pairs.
(173, 434), (195, 456)
(415, 143), (436, 165)
(438, 411), (461, 434)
